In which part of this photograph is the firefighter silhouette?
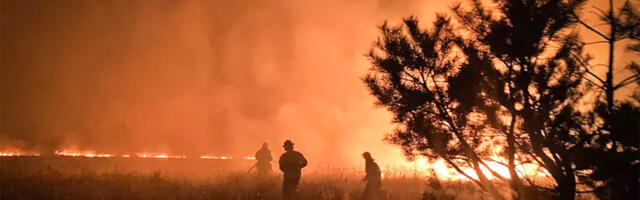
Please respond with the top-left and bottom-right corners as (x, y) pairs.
(278, 140), (307, 199)
(362, 152), (381, 200)
(254, 142), (273, 178)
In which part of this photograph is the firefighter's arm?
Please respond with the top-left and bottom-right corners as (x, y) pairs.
(299, 153), (308, 168)
(279, 156), (285, 172)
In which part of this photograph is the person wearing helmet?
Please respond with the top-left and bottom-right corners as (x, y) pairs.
(279, 140), (307, 199)
(362, 152), (381, 200)
(254, 142), (273, 178)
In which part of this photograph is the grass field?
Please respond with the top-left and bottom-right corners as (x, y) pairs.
(0, 156), (503, 200)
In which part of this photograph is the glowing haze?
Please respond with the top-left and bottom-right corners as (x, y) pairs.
(1, 0), (455, 167)
(1, 0), (635, 170)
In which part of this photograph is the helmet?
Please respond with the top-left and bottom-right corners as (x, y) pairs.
(283, 140), (294, 147)
(362, 152), (373, 160)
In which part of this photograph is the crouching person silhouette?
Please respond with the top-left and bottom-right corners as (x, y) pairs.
(279, 140), (307, 199)
(362, 152), (381, 200)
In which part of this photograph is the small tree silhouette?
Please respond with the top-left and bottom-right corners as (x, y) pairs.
(363, 0), (612, 199)
(364, 15), (507, 199)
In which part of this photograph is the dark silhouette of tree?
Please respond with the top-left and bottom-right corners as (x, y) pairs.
(569, 0), (640, 198)
(364, 15), (506, 199)
(450, 1), (592, 199)
(364, 0), (602, 199)
(570, 0), (639, 110)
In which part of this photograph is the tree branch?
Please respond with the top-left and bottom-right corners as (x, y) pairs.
(478, 160), (510, 182)
(572, 13), (611, 40)
(614, 74), (640, 89)
(583, 40), (610, 45)
(443, 157), (484, 188)
(581, 74), (606, 89)
(569, 52), (607, 86)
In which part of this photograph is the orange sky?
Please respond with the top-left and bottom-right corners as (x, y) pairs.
(1, 0), (637, 167)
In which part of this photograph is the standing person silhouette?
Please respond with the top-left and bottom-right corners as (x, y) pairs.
(279, 140), (307, 199)
(254, 142), (272, 178)
(362, 152), (381, 200)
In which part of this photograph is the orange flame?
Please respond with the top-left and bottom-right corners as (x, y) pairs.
(135, 153), (186, 159)
(0, 151), (40, 157)
(0, 150), (254, 160)
(200, 155), (219, 159)
(402, 156), (550, 180)
(55, 150), (114, 158)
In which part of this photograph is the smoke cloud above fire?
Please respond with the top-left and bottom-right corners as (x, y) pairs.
(2, 0), (634, 167)
(1, 0), (454, 166)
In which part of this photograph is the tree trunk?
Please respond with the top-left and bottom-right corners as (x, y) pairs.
(529, 130), (576, 200)
(605, 0), (615, 113)
(506, 114), (523, 200)
(555, 174), (576, 200)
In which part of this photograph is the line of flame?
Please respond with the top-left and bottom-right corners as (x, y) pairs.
(1, 151), (548, 181)
(0, 152), (40, 157)
(0, 150), (252, 160)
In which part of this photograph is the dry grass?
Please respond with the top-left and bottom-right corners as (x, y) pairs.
(0, 157), (506, 200)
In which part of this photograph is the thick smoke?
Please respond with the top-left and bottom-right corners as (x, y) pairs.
(3, 0), (630, 167)
(2, 0), (452, 166)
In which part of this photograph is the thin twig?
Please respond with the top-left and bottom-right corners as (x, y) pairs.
(614, 74), (640, 89)
(583, 40), (609, 45)
(572, 13), (610, 40)
(568, 52), (606, 86)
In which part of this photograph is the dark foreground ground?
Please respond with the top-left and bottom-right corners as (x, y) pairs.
(0, 157), (546, 200)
